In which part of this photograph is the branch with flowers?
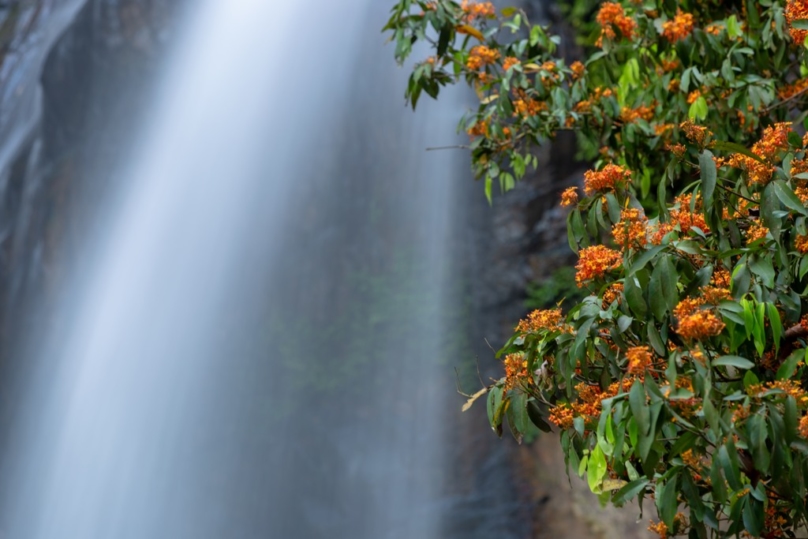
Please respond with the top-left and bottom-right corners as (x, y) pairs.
(387, 0), (808, 537)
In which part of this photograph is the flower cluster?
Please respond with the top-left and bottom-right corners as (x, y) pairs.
(466, 45), (500, 71)
(651, 193), (710, 244)
(620, 104), (655, 124)
(575, 245), (622, 286)
(595, 2), (636, 45)
(680, 120), (709, 147)
(676, 304), (726, 341)
(502, 56), (520, 71)
(503, 353), (529, 391)
(728, 122), (791, 184)
(515, 308), (564, 333)
(513, 90), (547, 117)
(661, 10), (695, 43)
(583, 164), (630, 195)
(460, 0), (495, 21)
(626, 346), (653, 374)
(560, 186), (579, 207)
(786, 0), (808, 43)
(612, 208), (648, 251)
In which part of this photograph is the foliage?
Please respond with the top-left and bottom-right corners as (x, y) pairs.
(525, 266), (587, 310)
(386, 1), (808, 537)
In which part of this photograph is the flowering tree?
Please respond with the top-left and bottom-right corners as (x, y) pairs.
(386, 1), (808, 538)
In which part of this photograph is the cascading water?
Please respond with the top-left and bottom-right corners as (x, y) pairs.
(0, 0), (484, 537)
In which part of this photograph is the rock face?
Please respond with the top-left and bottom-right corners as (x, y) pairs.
(0, 0), (182, 372)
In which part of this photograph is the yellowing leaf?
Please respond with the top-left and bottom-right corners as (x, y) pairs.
(480, 94), (499, 104)
(461, 387), (488, 412)
(456, 25), (485, 41)
(602, 479), (628, 492)
(522, 63), (541, 72)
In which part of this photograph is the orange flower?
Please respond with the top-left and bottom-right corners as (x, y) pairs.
(712, 267), (731, 288)
(701, 286), (730, 304)
(705, 23), (723, 36)
(778, 78), (808, 100)
(655, 123), (675, 136)
(648, 520), (668, 539)
(513, 90), (547, 117)
(686, 89), (702, 105)
(466, 45), (500, 70)
(467, 119), (489, 138)
(596, 2), (637, 45)
(626, 346), (653, 374)
(800, 415), (808, 439)
(662, 10), (695, 43)
(621, 104), (655, 123)
(503, 353), (529, 391)
(602, 282), (624, 307)
(583, 164), (631, 195)
(786, 0), (808, 43)
(668, 143), (687, 158)
(575, 245), (622, 286)
(674, 297), (706, 319)
(746, 221), (770, 244)
(502, 56), (520, 71)
(612, 208), (648, 250)
(515, 308), (564, 333)
(655, 193), (710, 240)
(753, 122), (792, 161)
(570, 61), (585, 79)
(660, 58), (680, 73)
(680, 120), (710, 146)
(461, 0), (496, 21)
(560, 187), (579, 207)
(797, 234), (808, 253)
(677, 310), (725, 340)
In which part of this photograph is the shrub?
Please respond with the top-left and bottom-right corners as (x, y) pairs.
(386, 1), (808, 537)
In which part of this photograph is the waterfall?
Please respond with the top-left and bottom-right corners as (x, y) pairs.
(0, 0), (471, 537)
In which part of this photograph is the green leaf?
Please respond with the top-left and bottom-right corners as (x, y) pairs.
(689, 96), (708, 121)
(587, 444), (608, 493)
(767, 303), (783, 355)
(712, 141), (766, 164)
(772, 180), (808, 217)
(776, 348), (804, 381)
(699, 150), (717, 211)
(742, 498), (764, 538)
(749, 257), (775, 288)
(612, 478), (649, 506)
(747, 411), (771, 473)
(647, 323), (666, 356)
(713, 355), (755, 369)
(617, 315), (633, 334)
(650, 256), (678, 320)
(719, 442), (742, 490)
(630, 379), (650, 436)
(657, 475), (680, 529)
(627, 246), (666, 275)
(509, 391), (529, 439)
(487, 385), (503, 430)
(624, 275), (648, 318)
(527, 400), (552, 433)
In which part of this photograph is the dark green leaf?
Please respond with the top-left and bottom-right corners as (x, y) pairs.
(772, 180), (808, 217)
(613, 478), (649, 506)
(630, 379), (650, 436)
(713, 355), (755, 369)
(699, 150), (717, 212)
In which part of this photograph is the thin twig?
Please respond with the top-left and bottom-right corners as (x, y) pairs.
(717, 183), (758, 204)
(426, 145), (469, 151)
(764, 84), (808, 113)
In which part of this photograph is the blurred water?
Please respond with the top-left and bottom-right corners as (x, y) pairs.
(0, 0), (477, 537)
